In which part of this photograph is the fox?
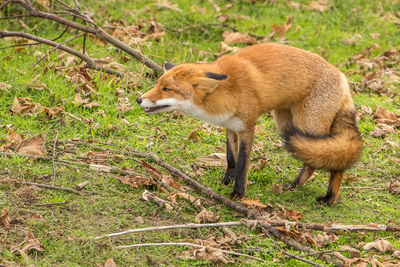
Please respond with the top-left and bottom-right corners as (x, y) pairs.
(136, 43), (362, 205)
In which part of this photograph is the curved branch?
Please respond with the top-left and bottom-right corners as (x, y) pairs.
(0, 30), (122, 76)
(7, 0), (163, 73)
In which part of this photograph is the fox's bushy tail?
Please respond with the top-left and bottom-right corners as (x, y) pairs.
(285, 106), (362, 171)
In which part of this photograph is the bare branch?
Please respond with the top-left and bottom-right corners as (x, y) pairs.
(7, 0), (162, 73)
(51, 132), (59, 185)
(0, 30), (122, 76)
(95, 221), (242, 239)
(22, 181), (83, 195)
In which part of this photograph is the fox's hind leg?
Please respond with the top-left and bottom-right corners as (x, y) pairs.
(316, 171), (344, 205)
(273, 109), (316, 188)
(288, 164), (315, 189)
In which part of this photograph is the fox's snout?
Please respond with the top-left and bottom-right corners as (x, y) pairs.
(136, 97), (142, 104)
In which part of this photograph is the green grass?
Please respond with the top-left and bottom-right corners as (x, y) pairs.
(1, 0), (399, 266)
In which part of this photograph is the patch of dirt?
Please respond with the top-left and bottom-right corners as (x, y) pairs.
(14, 186), (41, 204)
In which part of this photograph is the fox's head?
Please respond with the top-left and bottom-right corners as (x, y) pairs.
(136, 63), (228, 114)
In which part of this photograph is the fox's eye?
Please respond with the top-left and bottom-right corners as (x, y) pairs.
(162, 87), (171, 92)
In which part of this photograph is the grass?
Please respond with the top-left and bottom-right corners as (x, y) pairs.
(1, 0), (399, 266)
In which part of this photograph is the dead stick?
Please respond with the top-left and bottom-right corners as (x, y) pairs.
(95, 221), (242, 239)
(51, 132), (59, 185)
(116, 242), (268, 263)
(5, 0), (162, 73)
(0, 31), (122, 76)
(22, 181), (83, 195)
(35, 201), (69, 207)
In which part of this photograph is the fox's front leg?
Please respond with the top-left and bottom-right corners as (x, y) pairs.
(222, 130), (239, 185)
(232, 128), (255, 198)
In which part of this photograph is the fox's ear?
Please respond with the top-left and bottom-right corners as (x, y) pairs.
(164, 63), (176, 71)
(205, 72), (228, 81)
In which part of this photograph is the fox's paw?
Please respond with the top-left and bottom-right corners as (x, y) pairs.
(316, 195), (337, 206)
(229, 192), (244, 200)
(284, 183), (297, 191)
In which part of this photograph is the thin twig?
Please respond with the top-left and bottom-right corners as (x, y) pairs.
(22, 181), (83, 195)
(95, 221), (242, 239)
(33, 33), (85, 66)
(51, 132), (59, 185)
(116, 242), (268, 263)
(35, 201), (69, 207)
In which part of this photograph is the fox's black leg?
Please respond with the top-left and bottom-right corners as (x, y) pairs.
(231, 128), (255, 198)
(222, 130), (238, 185)
(287, 163), (315, 189)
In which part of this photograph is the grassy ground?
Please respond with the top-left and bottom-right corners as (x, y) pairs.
(1, 0), (399, 266)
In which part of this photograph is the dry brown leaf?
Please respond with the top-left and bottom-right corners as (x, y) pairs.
(0, 82), (12, 91)
(339, 245), (361, 258)
(307, 0), (333, 12)
(117, 176), (154, 189)
(286, 209), (303, 222)
(104, 258), (117, 267)
(370, 123), (396, 137)
(190, 246), (234, 264)
(156, 0), (182, 12)
(394, 250), (400, 259)
(195, 153), (227, 168)
(314, 232), (338, 248)
(116, 96), (133, 114)
(141, 161), (183, 191)
(11, 231), (45, 261)
(0, 209), (11, 229)
(388, 181), (400, 194)
(271, 184), (283, 194)
(42, 106), (64, 119)
(17, 135), (47, 156)
(10, 97), (41, 115)
(287, 1), (300, 9)
(222, 31), (257, 45)
(195, 209), (220, 223)
(373, 107), (400, 127)
(7, 129), (25, 150)
(363, 239), (394, 253)
(240, 198), (273, 212)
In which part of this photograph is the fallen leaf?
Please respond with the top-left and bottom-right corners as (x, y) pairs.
(339, 245), (361, 258)
(363, 239), (394, 253)
(240, 198), (273, 212)
(195, 153), (227, 167)
(307, 0), (333, 12)
(42, 106), (64, 119)
(6, 129), (25, 150)
(373, 107), (400, 127)
(222, 31), (257, 45)
(0, 82), (12, 91)
(195, 209), (220, 223)
(271, 184), (283, 194)
(11, 231), (45, 261)
(369, 124), (396, 137)
(10, 97), (41, 115)
(286, 209), (303, 222)
(156, 0), (182, 12)
(394, 250), (400, 259)
(314, 232), (338, 248)
(17, 135), (47, 156)
(287, 1), (300, 9)
(0, 209), (11, 229)
(141, 161), (183, 190)
(190, 246), (234, 264)
(387, 181), (400, 194)
(117, 176), (154, 189)
(104, 258), (117, 267)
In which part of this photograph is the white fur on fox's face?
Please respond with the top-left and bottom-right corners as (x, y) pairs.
(140, 97), (244, 132)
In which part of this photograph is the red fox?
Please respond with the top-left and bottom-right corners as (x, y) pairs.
(137, 43), (362, 205)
